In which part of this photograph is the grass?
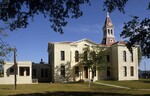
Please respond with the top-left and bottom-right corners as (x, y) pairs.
(0, 80), (149, 96)
(97, 79), (150, 89)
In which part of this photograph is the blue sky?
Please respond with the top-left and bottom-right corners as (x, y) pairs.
(4, 0), (150, 70)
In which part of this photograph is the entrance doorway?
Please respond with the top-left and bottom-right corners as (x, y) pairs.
(84, 66), (88, 78)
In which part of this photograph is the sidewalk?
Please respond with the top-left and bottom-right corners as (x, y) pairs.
(94, 82), (131, 89)
(94, 82), (150, 91)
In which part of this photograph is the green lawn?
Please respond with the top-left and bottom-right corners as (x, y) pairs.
(0, 80), (150, 96)
(97, 79), (150, 89)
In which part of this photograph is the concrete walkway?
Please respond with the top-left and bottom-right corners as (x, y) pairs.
(94, 82), (131, 89)
(94, 82), (150, 91)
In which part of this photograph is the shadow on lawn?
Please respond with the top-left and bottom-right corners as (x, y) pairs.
(9, 91), (150, 96)
(140, 79), (150, 83)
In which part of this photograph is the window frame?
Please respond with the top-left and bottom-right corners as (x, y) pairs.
(123, 66), (127, 77)
(61, 65), (65, 77)
(75, 50), (79, 62)
(123, 51), (127, 62)
(61, 51), (65, 61)
(130, 66), (134, 76)
(75, 66), (79, 77)
(130, 52), (133, 62)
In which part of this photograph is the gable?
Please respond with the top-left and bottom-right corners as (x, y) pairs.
(71, 38), (98, 46)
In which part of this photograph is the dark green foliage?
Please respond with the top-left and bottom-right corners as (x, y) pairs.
(0, 0), (149, 62)
(120, 16), (150, 58)
(0, 29), (12, 64)
(103, 0), (128, 13)
(148, 2), (150, 10)
(0, 0), (90, 34)
(80, 45), (107, 71)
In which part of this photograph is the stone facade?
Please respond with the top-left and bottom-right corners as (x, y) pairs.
(48, 13), (139, 82)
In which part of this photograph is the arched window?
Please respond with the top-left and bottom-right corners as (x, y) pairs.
(108, 29), (110, 35)
(123, 51), (126, 62)
(75, 51), (79, 62)
(111, 29), (113, 35)
(84, 51), (88, 61)
(130, 52), (133, 62)
(123, 66), (127, 77)
(130, 66), (134, 76)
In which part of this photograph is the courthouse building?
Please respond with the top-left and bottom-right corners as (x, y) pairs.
(48, 13), (139, 82)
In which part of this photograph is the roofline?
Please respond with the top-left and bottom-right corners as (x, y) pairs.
(71, 38), (98, 45)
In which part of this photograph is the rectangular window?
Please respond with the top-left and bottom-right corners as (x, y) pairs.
(107, 55), (110, 63)
(75, 66), (79, 77)
(0, 65), (4, 77)
(45, 69), (48, 78)
(123, 66), (127, 77)
(41, 69), (49, 78)
(20, 67), (24, 76)
(61, 66), (65, 77)
(32, 69), (36, 78)
(10, 68), (14, 73)
(19, 67), (30, 76)
(130, 67), (134, 76)
(61, 51), (65, 61)
(107, 67), (110, 77)
(92, 67), (96, 78)
(84, 51), (88, 61)
(0, 70), (4, 77)
(41, 69), (44, 77)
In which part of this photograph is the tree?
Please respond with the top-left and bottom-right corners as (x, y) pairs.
(79, 45), (107, 87)
(54, 61), (72, 83)
(0, 0), (90, 62)
(103, 0), (150, 58)
(0, 0), (90, 34)
(0, 0), (149, 62)
(120, 16), (150, 58)
(0, 29), (12, 64)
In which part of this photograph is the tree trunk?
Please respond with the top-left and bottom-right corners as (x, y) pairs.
(88, 69), (91, 88)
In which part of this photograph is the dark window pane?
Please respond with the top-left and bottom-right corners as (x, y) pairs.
(61, 51), (65, 61)
(61, 66), (65, 77)
(124, 66), (127, 77)
(32, 69), (36, 78)
(26, 67), (30, 76)
(84, 51), (88, 61)
(131, 67), (134, 76)
(10, 68), (14, 73)
(107, 67), (110, 77)
(123, 51), (126, 62)
(75, 66), (79, 77)
(107, 55), (110, 63)
(45, 69), (48, 77)
(41, 69), (44, 77)
(20, 67), (24, 76)
(75, 51), (79, 62)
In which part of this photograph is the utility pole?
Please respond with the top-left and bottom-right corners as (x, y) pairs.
(14, 47), (17, 90)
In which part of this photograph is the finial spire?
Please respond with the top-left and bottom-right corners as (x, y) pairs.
(107, 12), (109, 17)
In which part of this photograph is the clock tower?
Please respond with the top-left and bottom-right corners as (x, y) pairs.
(101, 12), (116, 46)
